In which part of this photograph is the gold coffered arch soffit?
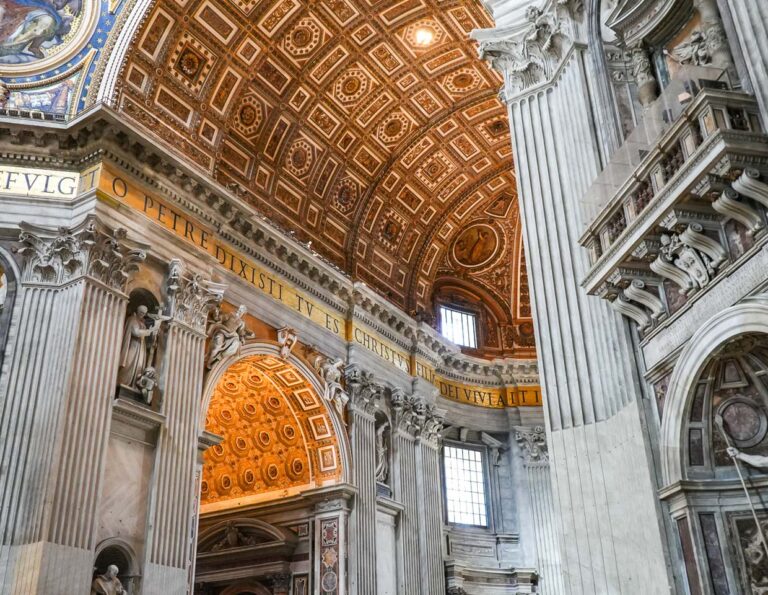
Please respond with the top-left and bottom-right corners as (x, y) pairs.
(200, 343), (349, 511)
(109, 0), (532, 345)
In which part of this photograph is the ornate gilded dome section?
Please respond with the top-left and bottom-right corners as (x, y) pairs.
(202, 355), (341, 510)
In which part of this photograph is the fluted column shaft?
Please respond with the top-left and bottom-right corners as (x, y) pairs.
(393, 428), (420, 593)
(0, 217), (145, 594)
(415, 438), (444, 594)
(497, 41), (671, 594)
(719, 0), (768, 124)
(143, 321), (207, 594)
(347, 404), (377, 594)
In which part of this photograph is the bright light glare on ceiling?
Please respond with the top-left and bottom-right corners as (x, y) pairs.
(415, 28), (435, 46)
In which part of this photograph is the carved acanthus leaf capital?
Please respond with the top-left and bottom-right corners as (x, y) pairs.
(165, 258), (225, 333)
(346, 367), (382, 416)
(516, 426), (549, 464)
(14, 215), (146, 290)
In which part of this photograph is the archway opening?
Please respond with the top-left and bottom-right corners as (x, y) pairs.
(195, 353), (344, 594)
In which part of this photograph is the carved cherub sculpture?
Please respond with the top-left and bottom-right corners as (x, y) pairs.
(136, 366), (157, 405)
(314, 355), (348, 417)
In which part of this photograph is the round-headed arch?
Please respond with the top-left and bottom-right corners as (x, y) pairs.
(200, 346), (347, 512)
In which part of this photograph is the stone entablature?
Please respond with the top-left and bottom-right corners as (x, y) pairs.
(0, 106), (539, 410)
(579, 89), (768, 337)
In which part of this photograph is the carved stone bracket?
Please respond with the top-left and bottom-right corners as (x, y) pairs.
(14, 214), (146, 290)
(346, 367), (382, 418)
(516, 426), (549, 465)
(165, 258), (225, 333)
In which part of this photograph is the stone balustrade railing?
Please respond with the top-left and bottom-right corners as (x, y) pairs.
(579, 89), (768, 337)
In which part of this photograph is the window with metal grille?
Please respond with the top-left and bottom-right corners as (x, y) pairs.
(439, 306), (477, 348)
(443, 445), (488, 527)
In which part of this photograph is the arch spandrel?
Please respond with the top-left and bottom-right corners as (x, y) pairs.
(201, 353), (343, 512)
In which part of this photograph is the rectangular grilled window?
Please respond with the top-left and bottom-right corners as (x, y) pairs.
(443, 445), (488, 527)
(439, 306), (477, 348)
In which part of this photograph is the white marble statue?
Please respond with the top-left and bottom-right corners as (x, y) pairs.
(375, 422), (389, 483)
(117, 306), (161, 389)
(728, 447), (768, 469)
(315, 356), (348, 417)
(91, 565), (126, 595)
(206, 305), (254, 369)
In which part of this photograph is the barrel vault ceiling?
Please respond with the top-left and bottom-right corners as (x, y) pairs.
(115, 0), (533, 355)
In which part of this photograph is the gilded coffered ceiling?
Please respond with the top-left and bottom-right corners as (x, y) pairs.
(202, 355), (342, 509)
(115, 0), (532, 351)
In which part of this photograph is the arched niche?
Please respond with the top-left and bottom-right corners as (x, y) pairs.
(199, 344), (349, 512)
(660, 297), (768, 486)
(93, 538), (140, 594)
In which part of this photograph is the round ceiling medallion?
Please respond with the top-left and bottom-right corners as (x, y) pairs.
(452, 223), (502, 269)
(718, 397), (768, 448)
(0, 2), (98, 75)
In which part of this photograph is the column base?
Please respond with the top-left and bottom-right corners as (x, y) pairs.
(0, 542), (93, 595)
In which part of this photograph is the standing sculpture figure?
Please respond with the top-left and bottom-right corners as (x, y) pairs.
(316, 356), (348, 417)
(91, 564), (127, 595)
(117, 305), (160, 389)
(375, 422), (389, 483)
(206, 305), (254, 369)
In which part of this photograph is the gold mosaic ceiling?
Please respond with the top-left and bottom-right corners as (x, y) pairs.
(116, 0), (528, 327)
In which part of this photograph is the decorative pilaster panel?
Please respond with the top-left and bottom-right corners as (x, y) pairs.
(314, 498), (349, 595)
(414, 407), (445, 595)
(516, 427), (564, 595)
(345, 369), (380, 595)
(143, 262), (223, 594)
(391, 391), (421, 594)
(0, 216), (145, 594)
(478, 7), (672, 592)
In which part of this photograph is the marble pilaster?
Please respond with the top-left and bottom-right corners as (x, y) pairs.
(0, 215), (146, 594)
(476, 3), (671, 592)
(143, 261), (224, 594)
(345, 368), (381, 595)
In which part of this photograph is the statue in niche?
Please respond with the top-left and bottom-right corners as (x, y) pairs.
(206, 305), (254, 369)
(117, 305), (162, 392)
(375, 421), (390, 483)
(90, 564), (127, 595)
(210, 521), (257, 551)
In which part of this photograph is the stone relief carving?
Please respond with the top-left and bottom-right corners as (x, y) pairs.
(516, 426), (549, 464)
(313, 354), (349, 419)
(206, 304), (254, 369)
(656, 229), (719, 291)
(277, 326), (298, 359)
(209, 521), (258, 551)
(15, 215), (145, 289)
(630, 45), (658, 106)
(668, 30), (711, 66)
(90, 564), (127, 595)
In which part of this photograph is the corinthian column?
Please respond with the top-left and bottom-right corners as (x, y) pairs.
(0, 215), (146, 594)
(143, 260), (224, 594)
(345, 368), (381, 595)
(476, 3), (670, 593)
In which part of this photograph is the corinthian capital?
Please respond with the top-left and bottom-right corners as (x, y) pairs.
(516, 426), (549, 464)
(14, 215), (146, 290)
(346, 367), (383, 416)
(475, 0), (579, 98)
(165, 258), (225, 333)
